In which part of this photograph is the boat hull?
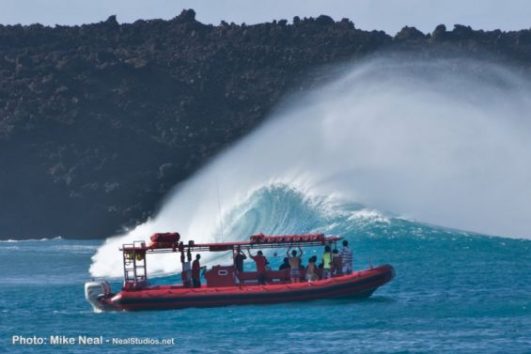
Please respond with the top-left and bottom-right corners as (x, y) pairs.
(98, 264), (395, 311)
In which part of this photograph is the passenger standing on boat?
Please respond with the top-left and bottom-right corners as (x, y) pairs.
(332, 249), (343, 276)
(322, 246), (332, 279)
(287, 247), (303, 283)
(185, 247), (194, 287)
(192, 254), (201, 288)
(181, 249), (192, 288)
(248, 250), (268, 285)
(182, 261), (192, 287)
(234, 246), (247, 273)
(279, 257), (290, 281)
(305, 256), (319, 282)
(340, 240), (353, 274)
(279, 257), (290, 271)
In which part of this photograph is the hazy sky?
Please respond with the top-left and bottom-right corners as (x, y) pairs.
(2, 0), (531, 34)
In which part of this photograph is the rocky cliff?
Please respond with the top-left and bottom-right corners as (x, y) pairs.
(1, 10), (531, 239)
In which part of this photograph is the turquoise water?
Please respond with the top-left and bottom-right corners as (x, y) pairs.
(1, 216), (530, 353)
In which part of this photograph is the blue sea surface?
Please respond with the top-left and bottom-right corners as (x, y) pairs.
(1, 219), (530, 353)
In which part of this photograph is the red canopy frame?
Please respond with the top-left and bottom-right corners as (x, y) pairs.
(121, 233), (341, 254)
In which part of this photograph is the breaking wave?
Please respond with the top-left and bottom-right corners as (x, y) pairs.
(90, 56), (531, 277)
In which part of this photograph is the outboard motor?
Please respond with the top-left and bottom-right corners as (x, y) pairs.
(84, 280), (111, 312)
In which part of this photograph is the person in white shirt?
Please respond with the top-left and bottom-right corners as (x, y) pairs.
(340, 240), (353, 274)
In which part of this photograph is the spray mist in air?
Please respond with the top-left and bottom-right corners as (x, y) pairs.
(90, 56), (531, 277)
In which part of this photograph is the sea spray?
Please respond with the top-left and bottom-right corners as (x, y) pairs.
(90, 56), (531, 277)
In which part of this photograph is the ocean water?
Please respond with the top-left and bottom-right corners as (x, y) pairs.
(2, 188), (530, 353)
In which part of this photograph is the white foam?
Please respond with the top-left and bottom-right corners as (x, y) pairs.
(347, 209), (390, 224)
(0, 236), (63, 243)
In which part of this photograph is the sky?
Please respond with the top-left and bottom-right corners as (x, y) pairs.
(1, 0), (531, 35)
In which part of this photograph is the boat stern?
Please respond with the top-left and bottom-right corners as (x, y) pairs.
(84, 280), (114, 312)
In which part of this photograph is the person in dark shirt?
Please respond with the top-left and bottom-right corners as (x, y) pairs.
(278, 257), (290, 281)
(279, 257), (290, 270)
(248, 249), (268, 285)
(192, 254), (201, 288)
(234, 246), (247, 273)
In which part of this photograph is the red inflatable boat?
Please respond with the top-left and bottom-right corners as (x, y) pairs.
(85, 233), (395, 311)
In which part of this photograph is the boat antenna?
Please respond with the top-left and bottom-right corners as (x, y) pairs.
(216, 180), (225, 242)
